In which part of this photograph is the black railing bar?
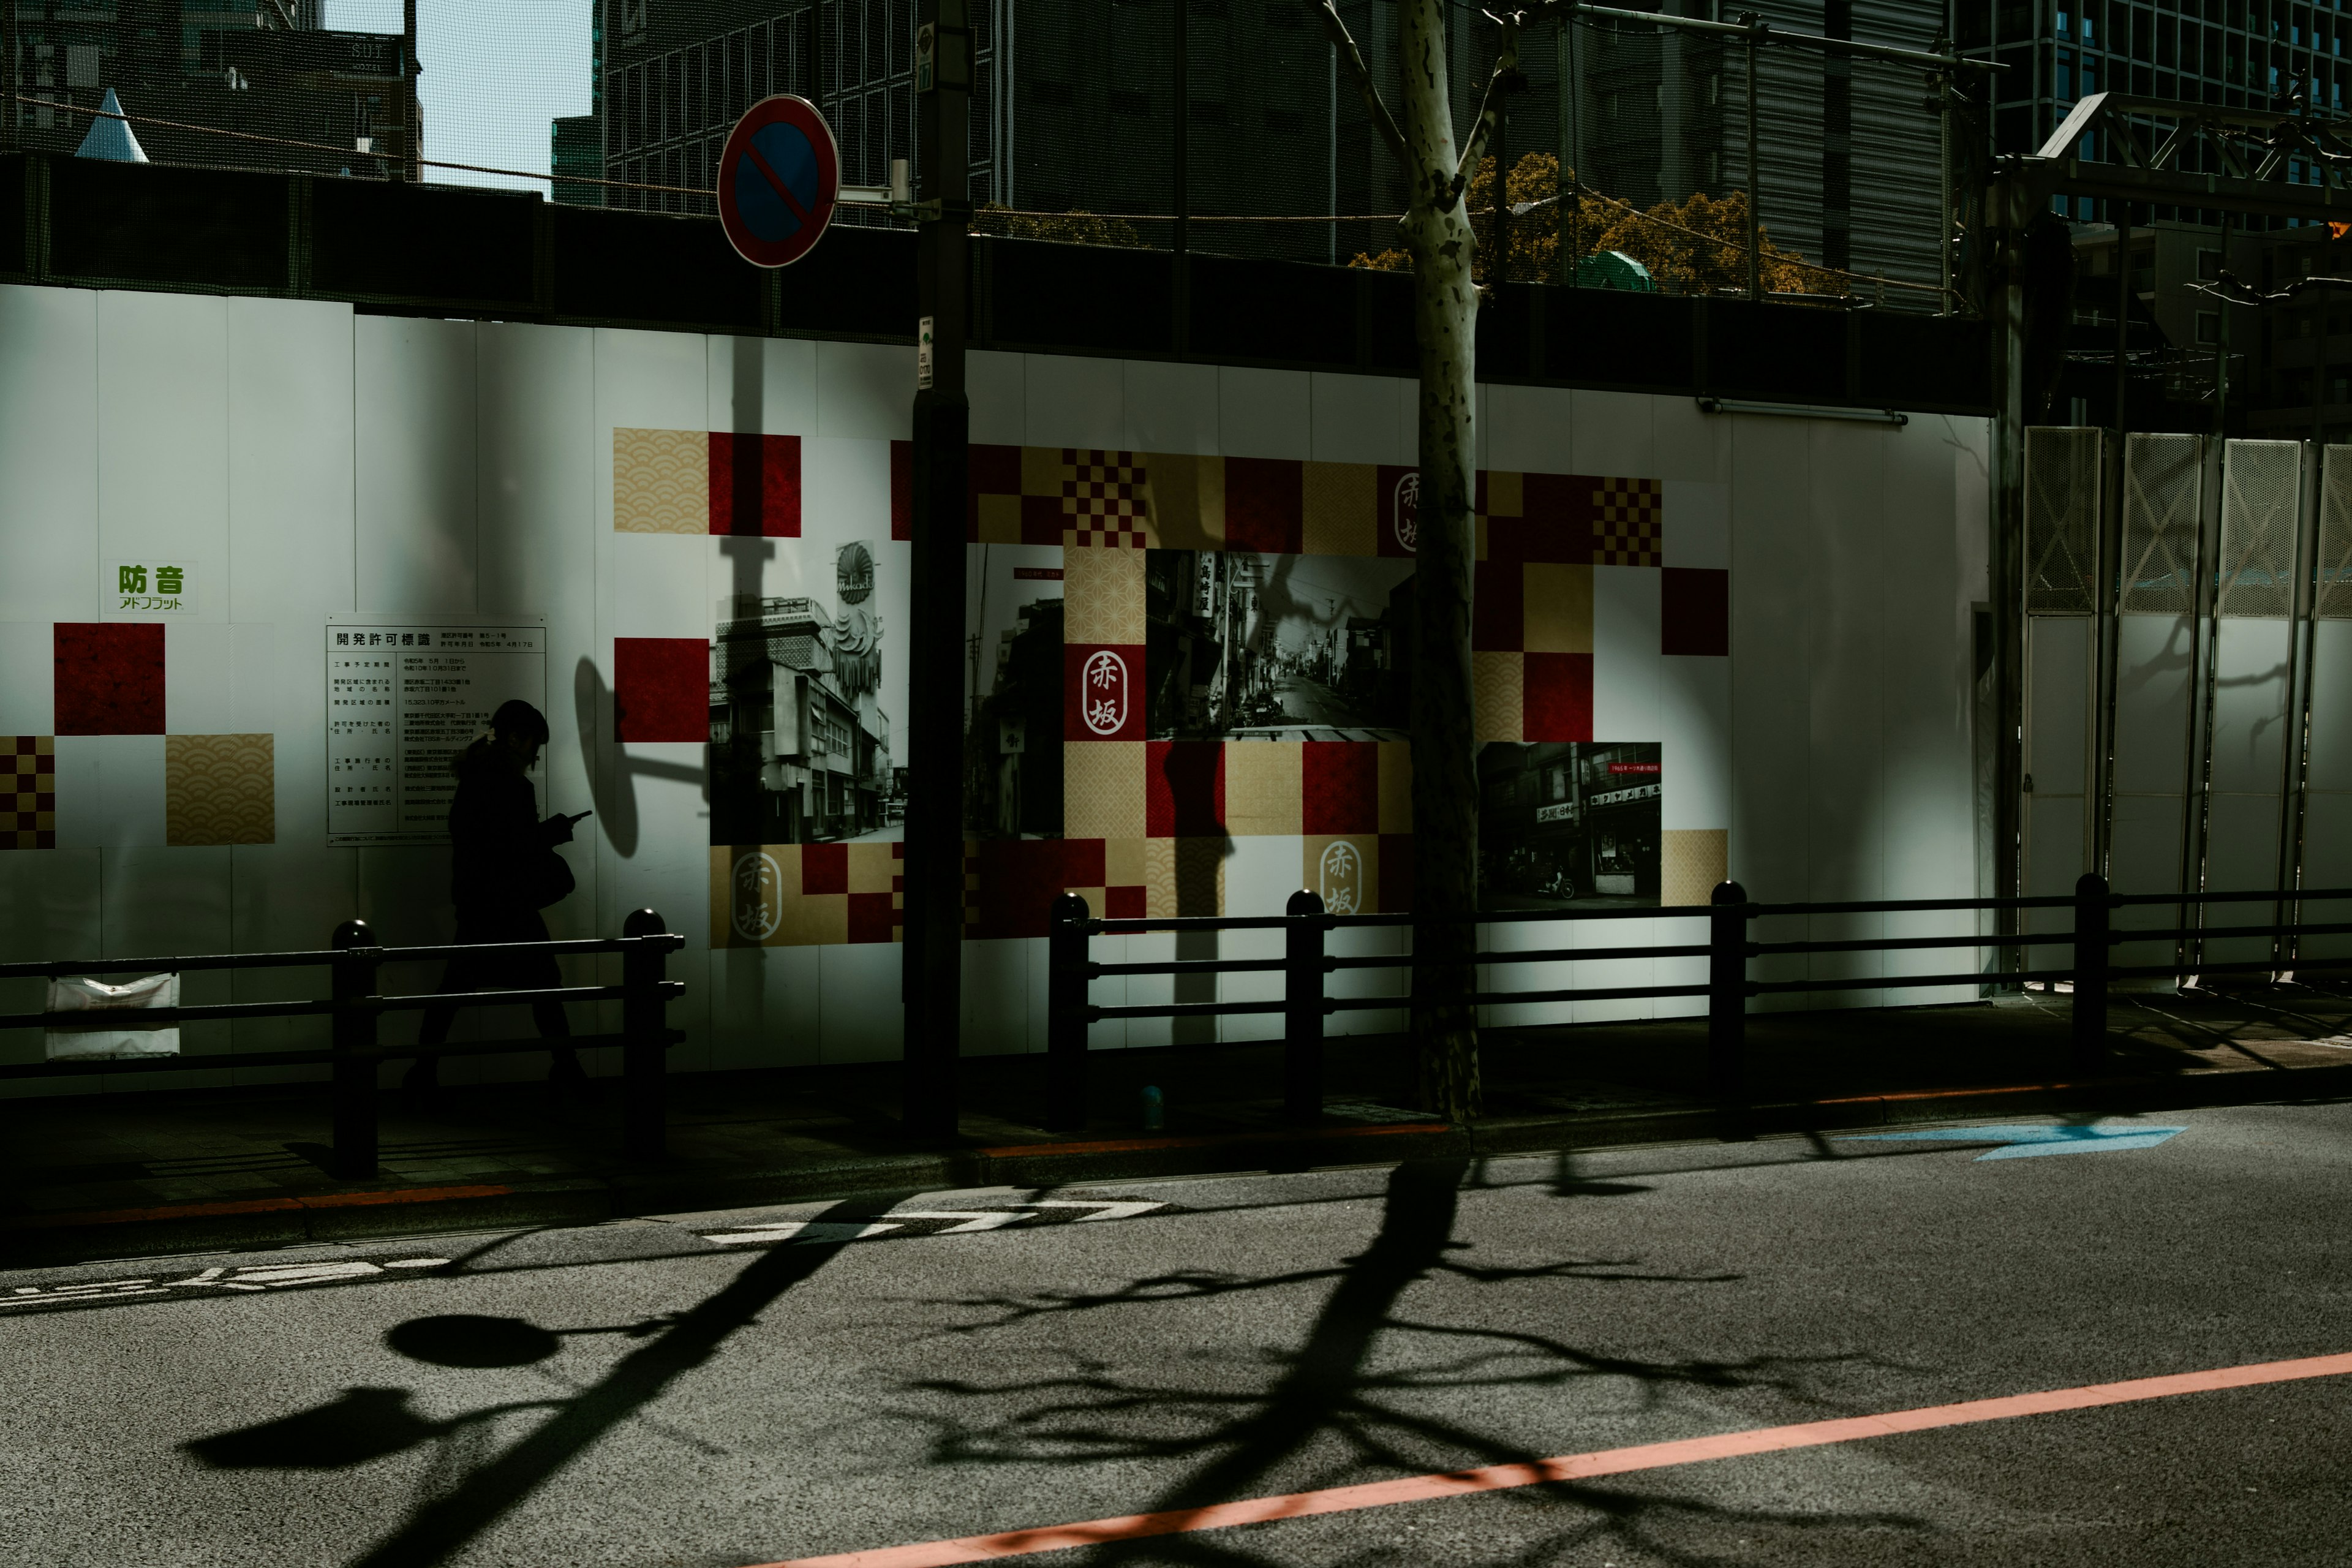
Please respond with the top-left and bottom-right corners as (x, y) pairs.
(372, 981), (682, 1012)
(2111, 886), (2352, 907)
(1088, 903), (1722, 936)
(1087, 914), (1310, 934)
(0, 932), (684, 984)
(1747, 968), (2071, 995)
(1321, 981), (1715, 1013)
(1747, 894), (2076, 917)
(1083, 999), (1289, 1021)
(1319, 942), (1713, 971)
(1087, 957), (1289, 978)
(0, 997), (331, 1031)
(1748, 933), (2014, 956)
(2110, 920), (2352, 944)
(0, 1027), (680, 1081)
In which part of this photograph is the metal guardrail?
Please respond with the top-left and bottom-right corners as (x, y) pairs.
(0, 910), (685, 1178)
(1042, 878), (2352, 1131)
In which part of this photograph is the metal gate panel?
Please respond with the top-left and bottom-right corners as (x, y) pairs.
(2119, 432), (2202, 617)
(2203, 619), (2296, 967)
(2297, 617), (2352, 962)
(2022, 617), (2094, 965)
(2024, 427), (2103, 615)
(2216, 439), (2301, 621)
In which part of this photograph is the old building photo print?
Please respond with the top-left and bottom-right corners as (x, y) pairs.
(709, 540), (902, 846)
(1144, 550), (1414, 741)
(964, 544), (1065, 839)
(1479, 742), (1662, 908)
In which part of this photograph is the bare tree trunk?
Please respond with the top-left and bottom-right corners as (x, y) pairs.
(1322, 0), (1525, 1124)
(1398, 0), (1482, 1123)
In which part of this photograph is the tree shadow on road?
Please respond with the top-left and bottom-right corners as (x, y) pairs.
(879, 1158), (1928, 1567)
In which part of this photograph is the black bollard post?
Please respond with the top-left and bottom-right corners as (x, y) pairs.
(1708, 881), (1749, 1101)
(1283, 888), (1326, 1124)
(330, 919), (379, 1180)
(622, 908), (671, 1158)
(1047, 892), (1091, 1133)
(2071, 872), (2110, 1075)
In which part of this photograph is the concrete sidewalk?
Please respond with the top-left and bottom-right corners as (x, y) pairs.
(6, 982), (2351, 1263)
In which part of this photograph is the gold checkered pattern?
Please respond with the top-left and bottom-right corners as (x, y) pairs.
(1061, 448), (1150, 549)
(1593, 477), (1662, 566)
(4, 736), (55, 850)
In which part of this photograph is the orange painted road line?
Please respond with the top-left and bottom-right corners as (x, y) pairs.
(759, 1351), (2352, 1568)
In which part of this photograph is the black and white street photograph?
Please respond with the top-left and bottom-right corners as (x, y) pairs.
(1144, 550), (1414, 741)
(1479, 741), (1662, 908)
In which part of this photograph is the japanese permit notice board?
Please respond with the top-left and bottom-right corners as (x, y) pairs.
(326, 624), (547, 846)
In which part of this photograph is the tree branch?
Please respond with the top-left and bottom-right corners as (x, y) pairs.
(1448, 10), (1524, 209)
(1318, 0), (1411, 169)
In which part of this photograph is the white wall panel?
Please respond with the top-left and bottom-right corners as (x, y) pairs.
(1654, 396), (1730, 484)
(1309, 371), (1408, 465)
(1805, 421), (1890, 1004)
(1217, 835), (1296, 1043)
(98, 845), (233, 1093)
(98, 291), (228, 625)
(1661, 480), (1728, 570)
(1218, 367), (1310, 461)
(1026, 355), (1126, 451)
(2203, 617), (2291, 968)
(709, 334), (818, 437)
(1593, 564), (1662, 744)
(0, 622), (54, 734)
(1571, 389), (1654, 477)
(710, 943), (823, 1069)
(0, 286), (99, 624)
(1728, 414), (1811, 1008)
(2022, 616), (2093, 959)
(965, 350), (1026, 447)
(1486, 383), (1575, 475)
(818, 941), (905, 1062)
(1660, 655), (1730, 831)
(227, 297), (355, 627)
(1121, 360), (1219, 456)
(51, 734), (164, 849)
(0, 848), (100, 1097)
(814, 341), (911, 439)
(356, 316), (478, 614)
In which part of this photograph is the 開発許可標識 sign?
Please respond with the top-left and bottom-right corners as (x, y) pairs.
(325, 623), (546, 846)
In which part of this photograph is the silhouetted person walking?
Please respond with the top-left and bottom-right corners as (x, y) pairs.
(404, 700), (590, 1099)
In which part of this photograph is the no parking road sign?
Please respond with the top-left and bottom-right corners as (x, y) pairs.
(716, 95), (840, 268)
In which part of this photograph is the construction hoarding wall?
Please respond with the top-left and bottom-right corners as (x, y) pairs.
(0, 285), (1988, 1090)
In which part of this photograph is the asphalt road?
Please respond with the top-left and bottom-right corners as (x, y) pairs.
(7, 1104), (2351, 1567)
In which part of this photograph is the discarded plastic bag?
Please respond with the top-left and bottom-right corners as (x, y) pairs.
(45, 972), (180, 1059)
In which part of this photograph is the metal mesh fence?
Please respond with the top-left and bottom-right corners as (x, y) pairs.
(0, 1), (1967, 310)
(2217, 439), (2302, 622)
(2319, 445), (2352, 622)
(2024, 426), (2103, 617)
(2118, 432), (2202, 619)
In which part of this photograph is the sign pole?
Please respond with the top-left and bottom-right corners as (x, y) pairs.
(903, 0), (971, 1139)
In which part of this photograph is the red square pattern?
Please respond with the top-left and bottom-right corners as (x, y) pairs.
(967, 839), (1069, 938)
(1018, 494), (1068, 545)
(1662, 568), (1730, 657)
(1224, 457), (1303, 553)
(963, 443), (1022, 540)
(1379, 832), (1414, 914)
(708, 433), (802, 537)
(847, 891), (898, 943)
(1147, 741), (1225, 837)
(1471, 560), (1524, 653)
(1065, 644), (1145, 742)
(890, 439), (913, 541)
(1302, 742), (1379, 835)
(1105, 885), (1147, 919)
(1523, 652), (1593, 742)
(55, 622), (163, 736)
(1061, 837), (1106, 886)
(801, 842), (848, 895)
(1494, 472), (1596, 566)
(1378, 465), (1419, 558)
(612, 637), (710, 743)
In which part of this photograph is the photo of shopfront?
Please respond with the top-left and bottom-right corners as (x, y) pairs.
(1479, 741), (1662, 908)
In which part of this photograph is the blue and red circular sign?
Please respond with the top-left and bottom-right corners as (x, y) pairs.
(716, 95), (840, 269)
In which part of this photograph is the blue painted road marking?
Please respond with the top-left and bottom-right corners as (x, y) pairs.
(1843, 1123), (2187, 1161)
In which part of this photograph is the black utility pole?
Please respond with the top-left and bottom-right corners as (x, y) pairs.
(904, 0), (971, 1139)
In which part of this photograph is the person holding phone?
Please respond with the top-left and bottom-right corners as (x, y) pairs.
(404, 699), (594, 1100)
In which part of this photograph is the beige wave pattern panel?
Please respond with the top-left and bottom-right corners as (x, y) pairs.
(1063, 545), (1146, 646)
(165, 734), (274, 846)
(1660, 829), (1728, 908)
(1066, 741), (1147, 840)
(614, 428), (709, 535)
(1472, 652), (1524, 743)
